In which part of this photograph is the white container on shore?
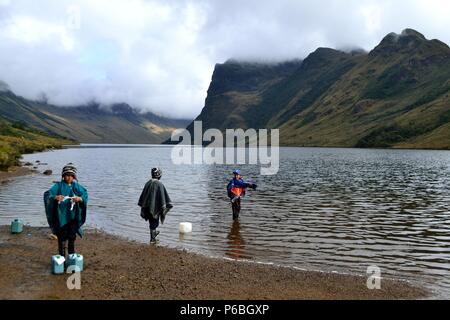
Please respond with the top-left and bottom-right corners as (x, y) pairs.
(51, 255), (65, 275)
(67, 253), (84, 272)
(179, 222), (192, 234)
(11, 219), (23, 234)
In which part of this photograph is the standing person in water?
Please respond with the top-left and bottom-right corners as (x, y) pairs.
(138, 167), (173, 244)
(227, 169), (257, 220)
(44, 163), (88, 262)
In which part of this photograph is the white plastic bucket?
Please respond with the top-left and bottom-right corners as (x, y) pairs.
(179, 222), (192, 234)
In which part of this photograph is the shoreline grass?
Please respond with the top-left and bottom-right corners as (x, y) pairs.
(0, 119), (75, 171)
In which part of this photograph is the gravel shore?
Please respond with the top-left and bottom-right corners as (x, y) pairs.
(0, 226), (428, 300)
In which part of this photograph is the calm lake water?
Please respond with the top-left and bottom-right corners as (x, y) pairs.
(1, 145), (450, 298)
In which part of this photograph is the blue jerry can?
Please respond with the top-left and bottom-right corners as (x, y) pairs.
(67, 253), (83, 272)
(11, 219), (23, 234)
(51, 255), (65, 274)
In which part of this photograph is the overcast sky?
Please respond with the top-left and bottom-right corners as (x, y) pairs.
(0, 0), (449, 119)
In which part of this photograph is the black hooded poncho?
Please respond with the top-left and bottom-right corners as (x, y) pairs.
(138, 179), (173, 224)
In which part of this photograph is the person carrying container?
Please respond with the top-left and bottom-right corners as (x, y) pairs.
(44, 163), (88, 262)
(227, 169), (257, 220)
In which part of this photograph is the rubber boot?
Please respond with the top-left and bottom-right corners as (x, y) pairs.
(58, 240), (67, 269)
(68, 238), (75, 255)
(150, 230), (160, 244)
(232, 203), (239, 220)
(58, 240), (66, 260)
(232, 198), (241, 220)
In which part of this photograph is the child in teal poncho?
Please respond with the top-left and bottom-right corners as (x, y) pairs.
(43, 163), (88, 260)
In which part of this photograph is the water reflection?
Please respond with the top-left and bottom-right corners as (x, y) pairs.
(179, 231), (193, 242)
(225, 220), (248, 260)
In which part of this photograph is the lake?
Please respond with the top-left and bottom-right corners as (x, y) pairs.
(1, 145), (450, 298)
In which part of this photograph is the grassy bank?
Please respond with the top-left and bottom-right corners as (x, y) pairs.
(0, 119), (74, 171)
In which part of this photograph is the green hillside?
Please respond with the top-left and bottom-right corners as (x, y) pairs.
(0, 118), (72, 170)
(187, 29), (450, 149)
(0, 85), (190, 170)
(0, 90), (190, 144)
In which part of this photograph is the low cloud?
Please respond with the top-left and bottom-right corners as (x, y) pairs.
(0, 0), (448, 118)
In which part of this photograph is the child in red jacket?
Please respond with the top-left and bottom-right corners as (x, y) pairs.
(227, 169), (257, 220)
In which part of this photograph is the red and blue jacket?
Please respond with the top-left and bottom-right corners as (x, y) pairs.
(227, 178), (256, 199)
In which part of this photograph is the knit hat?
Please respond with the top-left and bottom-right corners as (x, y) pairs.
(62, 163), (77, 179)
(151, 167), (162, 179)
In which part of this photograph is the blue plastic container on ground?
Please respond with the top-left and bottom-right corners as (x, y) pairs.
(51, 255), (65, 274)
(11, 219), (23, 234)
(67, 253), (83, 272)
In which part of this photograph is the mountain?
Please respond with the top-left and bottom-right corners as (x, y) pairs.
(186, 29), (450, 149)
(0, 89), (191, 144)
(184, 59), (303, 136)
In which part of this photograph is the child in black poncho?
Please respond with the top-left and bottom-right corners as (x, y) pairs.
(138, 167), (173, 244)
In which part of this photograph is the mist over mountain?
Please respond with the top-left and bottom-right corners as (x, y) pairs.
(0, 1), (449, 119)
(0, 88), (191, 144)
(185, 29), (450, 149)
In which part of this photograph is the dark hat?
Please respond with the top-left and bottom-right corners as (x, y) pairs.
(62, 163), (77, 179)
(151, 167), (162, 179)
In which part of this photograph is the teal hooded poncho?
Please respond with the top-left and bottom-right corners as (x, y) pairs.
(43, 180), (88, 237)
